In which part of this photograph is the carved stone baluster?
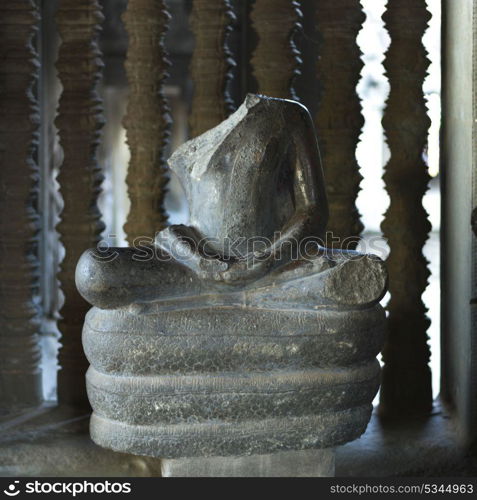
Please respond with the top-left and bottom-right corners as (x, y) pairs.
(55, 0), (105, 407)
(379, 0), (432, 417)
(250, 0), (302, 99)
(0, 0), (43, 408)
(123, 0), (170, 244)
(314, 0), (364, 247)
(189, 0), (235, 138)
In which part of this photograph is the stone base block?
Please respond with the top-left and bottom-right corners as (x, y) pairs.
(161, 448), (335, 477)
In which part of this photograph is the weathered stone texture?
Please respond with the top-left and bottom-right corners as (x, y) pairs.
(78, 96), (387, 460)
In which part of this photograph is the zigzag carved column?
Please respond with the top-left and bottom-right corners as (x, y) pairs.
(0, 0), (43, 408)
(123, 0), (170, 243)
(189, 0), (235, 138)
(314, 0), (364, 248)
(250, 0), (302, 99)
(379, 0), (432, 417)
(56, 0), (105, 408)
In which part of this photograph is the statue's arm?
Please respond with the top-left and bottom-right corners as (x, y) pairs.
(250, 107), (329, 258)
(269, 107), (329, 246)
(220, 106), (329, 284)
(155, 225), (230, 281)
(289, 105), (329, 237)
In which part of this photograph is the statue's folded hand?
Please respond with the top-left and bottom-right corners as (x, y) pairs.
(196, 258), (230, 282)
(219, 257), (271, 285)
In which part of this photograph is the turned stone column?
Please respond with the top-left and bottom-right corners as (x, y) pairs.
(250, 0), (302, 99)
(122, 0), (171, 243)
(0, 0), (43, 409)
(189, 0), (235, 138)
(379, 0), (433, 418)
(314, 0), (365, 248)
(55, 0), (105, 408)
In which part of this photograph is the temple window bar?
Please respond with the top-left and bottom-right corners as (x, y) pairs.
(1, 0), (476, 476)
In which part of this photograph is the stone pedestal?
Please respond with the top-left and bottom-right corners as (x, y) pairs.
(85, 302), (384, 459)
(161, 448), (335, 477)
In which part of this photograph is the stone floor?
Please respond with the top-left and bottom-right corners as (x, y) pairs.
(0, 404), (162, 477)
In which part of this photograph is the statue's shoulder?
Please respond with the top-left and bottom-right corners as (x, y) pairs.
(245, 94), (314, 132)
(168, 94), (314, 186)
(244, 93), (307, 113)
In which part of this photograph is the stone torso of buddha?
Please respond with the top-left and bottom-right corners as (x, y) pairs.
(169, 94), (328, 259)
(76, 94), (386, 308)
(169, 95), (326, 257)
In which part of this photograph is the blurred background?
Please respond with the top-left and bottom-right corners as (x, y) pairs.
(37, 0), (441, 406)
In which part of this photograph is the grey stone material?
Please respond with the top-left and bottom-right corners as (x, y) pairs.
(86, 362), (379, 425)
(161, 448), (335, 477)
(89, 407), (371, 459)
(76, 94), (387, 463)
(83, 305), (385, 375)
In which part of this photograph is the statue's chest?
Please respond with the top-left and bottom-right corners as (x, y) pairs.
(188, 140), (295, 245)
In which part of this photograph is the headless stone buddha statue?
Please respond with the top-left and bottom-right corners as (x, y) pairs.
(76, 94), (387, 463)
(77, 94), (385, 310)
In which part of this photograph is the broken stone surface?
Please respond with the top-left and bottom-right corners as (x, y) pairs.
(76, 94), (387, 468)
